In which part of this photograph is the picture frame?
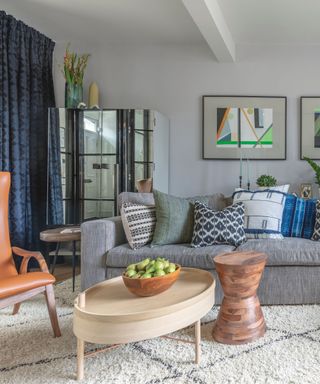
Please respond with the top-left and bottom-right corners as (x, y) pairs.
(202, 95), (287, 160)
(300, 183), (312, 199)
(300, 96), (320, 159)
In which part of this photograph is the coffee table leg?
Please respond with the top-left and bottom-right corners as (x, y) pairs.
(195, 319), (201, 364)
(77, 338), (84, 380)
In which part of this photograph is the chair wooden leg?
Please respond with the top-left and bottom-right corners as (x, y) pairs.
(12, 303), (21, 315)
(45, 284), (61, 337)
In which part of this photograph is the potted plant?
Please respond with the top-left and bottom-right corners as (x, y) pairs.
(303, 156), (320, 195)
(60, 44), (90, 108)
(256, 174), (277, 189)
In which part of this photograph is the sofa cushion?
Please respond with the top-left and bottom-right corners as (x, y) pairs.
(281, 194), (316, 238)
(311, 200), (320, 241)
(237, 238), (320, 266)
(120, 203), (156, 249)
(191, 201), (246, 247)
(151, 190), (207, 246)
(106, 243), (236, 270)
(233, 189), (287, 239)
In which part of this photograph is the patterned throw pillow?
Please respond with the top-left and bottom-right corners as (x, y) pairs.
(281, 195), (316, 238)
(233, 189), (287, 239)
(311, 201), (320, 241)
(121, 203), (156, 250)
(191, 202), (246, 247)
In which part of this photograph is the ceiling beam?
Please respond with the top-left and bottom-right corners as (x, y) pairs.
(182, 0), (235, 62)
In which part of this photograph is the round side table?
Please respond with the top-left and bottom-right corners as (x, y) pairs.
(212, 251), (267, 345)
(40, 226), (81, 291)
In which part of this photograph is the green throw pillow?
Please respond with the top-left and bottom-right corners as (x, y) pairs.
(151, 190), (209, 246)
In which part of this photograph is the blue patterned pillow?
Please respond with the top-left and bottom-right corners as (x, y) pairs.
(281, 195), (316, 238)
(191, 201), (246, 247)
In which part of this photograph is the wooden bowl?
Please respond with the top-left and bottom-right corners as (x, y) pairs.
(122, 264), (181, 297)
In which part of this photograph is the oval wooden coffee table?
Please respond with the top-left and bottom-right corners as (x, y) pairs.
(212, 251), (267, 345)
(73, 268), (215, 380)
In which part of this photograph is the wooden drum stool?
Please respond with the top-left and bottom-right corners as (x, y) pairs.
(212, 251), (267, 345)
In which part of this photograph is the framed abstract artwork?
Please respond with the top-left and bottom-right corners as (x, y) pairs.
(202, 96), (287, 160)
(300, 96), (320, 159)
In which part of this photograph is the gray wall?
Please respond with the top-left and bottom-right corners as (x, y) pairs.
(53, 42), (320, 197)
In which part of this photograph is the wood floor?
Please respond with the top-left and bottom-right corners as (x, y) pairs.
(53, 264), (80, 283)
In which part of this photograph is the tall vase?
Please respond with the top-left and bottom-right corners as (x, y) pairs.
(88, 81), (99, 108)
(65, 82), (83, 108)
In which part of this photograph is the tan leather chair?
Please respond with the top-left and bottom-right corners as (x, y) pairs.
(0, 172), (61, 337)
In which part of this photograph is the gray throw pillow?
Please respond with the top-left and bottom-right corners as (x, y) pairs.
(151, 190), (209, 246)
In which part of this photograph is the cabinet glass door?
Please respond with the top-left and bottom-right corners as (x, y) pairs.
(79, 110), (118, 221)
(133, 110), (154, 190)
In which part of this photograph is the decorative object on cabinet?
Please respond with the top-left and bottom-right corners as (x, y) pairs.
(88, 82), (100, 109)
(203, 95), (287, 160)
(136, 178), (153, 192)
(300, 96), (320, 159)
(300, 183), (313, 199)
(60, 44), (90, 108)
(47, 108), (169, 226)
(256, 174), (277, 188)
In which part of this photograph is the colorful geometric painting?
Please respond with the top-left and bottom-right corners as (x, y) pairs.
(314, 108), (320, 148)
(216, 107), (273, 148)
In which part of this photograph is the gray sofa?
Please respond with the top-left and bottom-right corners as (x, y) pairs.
(81, 192), (320, 305)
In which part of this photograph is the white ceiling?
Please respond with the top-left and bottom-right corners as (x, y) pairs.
(2, 0), (320, 46)
(0, 0), (203, 44)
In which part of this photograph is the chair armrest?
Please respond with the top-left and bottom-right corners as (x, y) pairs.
(12, 247), (49, 274)
(80, 216), (127, 290)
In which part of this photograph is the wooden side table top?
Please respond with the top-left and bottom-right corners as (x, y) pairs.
(214, 250), (267, 267)
(40, 226), (81, 242)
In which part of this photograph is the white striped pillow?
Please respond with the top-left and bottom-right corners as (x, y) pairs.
(120, 203), (156, 250)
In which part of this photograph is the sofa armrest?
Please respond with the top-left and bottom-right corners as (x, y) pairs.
(80, 216), (127, 290)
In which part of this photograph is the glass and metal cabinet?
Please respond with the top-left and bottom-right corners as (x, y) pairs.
(47, 108), (169, 226)
(78, 109), (118, 222)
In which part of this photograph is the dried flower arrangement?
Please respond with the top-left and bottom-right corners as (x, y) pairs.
(60, 44), (90, 85)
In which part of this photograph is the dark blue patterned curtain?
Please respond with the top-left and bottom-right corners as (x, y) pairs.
(48, 108), (63, 225)
(0, 11), (56, 249)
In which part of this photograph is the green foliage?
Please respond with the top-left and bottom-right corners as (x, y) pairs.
(256, 174), (277, 187)
(303, 156), (320, 186)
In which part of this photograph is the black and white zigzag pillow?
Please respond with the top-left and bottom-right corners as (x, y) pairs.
(191, 201), (246, 248)
(311, 200), (320, 241)
(121, 203), (156, 250)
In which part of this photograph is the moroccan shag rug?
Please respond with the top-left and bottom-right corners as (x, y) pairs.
(1, 278), (320, 384)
